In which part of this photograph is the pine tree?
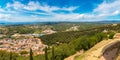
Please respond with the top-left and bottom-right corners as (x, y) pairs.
(10, 52), (12, 60)
(30, 48), (33, 60)
(52, 46), (54, 60)
(45, 47), (48, 60)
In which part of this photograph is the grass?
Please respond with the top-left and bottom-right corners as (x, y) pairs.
(74, 54), (84, 60)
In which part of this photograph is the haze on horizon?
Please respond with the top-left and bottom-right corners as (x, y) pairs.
(0, 0), (120, 22)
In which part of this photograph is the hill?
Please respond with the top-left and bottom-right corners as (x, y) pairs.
(0, 22), (120, 60)
(75, 33), (120, 60)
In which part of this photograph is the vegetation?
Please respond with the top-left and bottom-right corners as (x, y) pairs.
(52, 46), (55, 60)
(0, 23), (120, 60)
(20, 51), (28, 55)
(48, 33), (107, 59)
(30, 48), (33, 60)
(10, 52), (12, 60)
(39, 24), (120, 60)
(0, 22), (107, 35)
(45, 47), (48, 60)
(108, 32), (115, 39)
(0, 50), (18, 60)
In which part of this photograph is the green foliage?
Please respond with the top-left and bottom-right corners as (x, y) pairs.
(40, 30), (98, 45)
(43, 32), (108, 60)
(108, 32), (115, 39)
(30, 48), (33, 60)
(20, 51), (28, 55)
(0, 50), (18, 60)
(45, 47), (48, 60)
(1, 23), (120, 60)
(51, 46), (55, 60)
(0, 22), (107, 35)
(10, 52), (12, 60)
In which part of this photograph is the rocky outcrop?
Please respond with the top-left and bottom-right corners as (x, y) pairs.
(100, 41), (120, 60)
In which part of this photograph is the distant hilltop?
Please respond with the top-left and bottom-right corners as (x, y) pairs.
(0, 21), (61, 25)
(1, 20), (120, 25)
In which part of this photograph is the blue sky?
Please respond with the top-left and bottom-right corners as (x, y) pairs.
(0, 0), (120, 22)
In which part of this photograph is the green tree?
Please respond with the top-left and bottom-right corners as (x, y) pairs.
(109, 32), (115, 39)
(52, 46), (55, 60)
(45, 47), (48, 60)
(30, 48), (33, 60)
(10, 52), (12, 60)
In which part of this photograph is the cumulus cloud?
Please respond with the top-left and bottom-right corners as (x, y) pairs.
(6, 1), (78, 12)
(0, 0), (120, 22)
(6, 1), (24, 10)
(94, 0), (120, 17)
(51, 0), (120, 21)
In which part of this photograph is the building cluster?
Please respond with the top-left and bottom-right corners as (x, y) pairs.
(0, 37), (46, 55)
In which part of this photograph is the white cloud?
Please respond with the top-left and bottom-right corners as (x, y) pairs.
(7, 1), (24, 10)
(23, 1), (40, 11)
(0, 6), (5, 12)
(34, 13), (101, 22)
(49, 0), (120, 21)
(0, 9), (5, 12)
(60, 6), (78, 12)
(6, 1), (78, 13)
(0, 0), (120, 22)
(112, 10), (120, 15)
(94, 0), (120, 17)
(0, 14), (11, 20)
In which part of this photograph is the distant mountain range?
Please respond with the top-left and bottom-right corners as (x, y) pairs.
(0, 21), (61, 25)
(0, 20), (120, 25)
